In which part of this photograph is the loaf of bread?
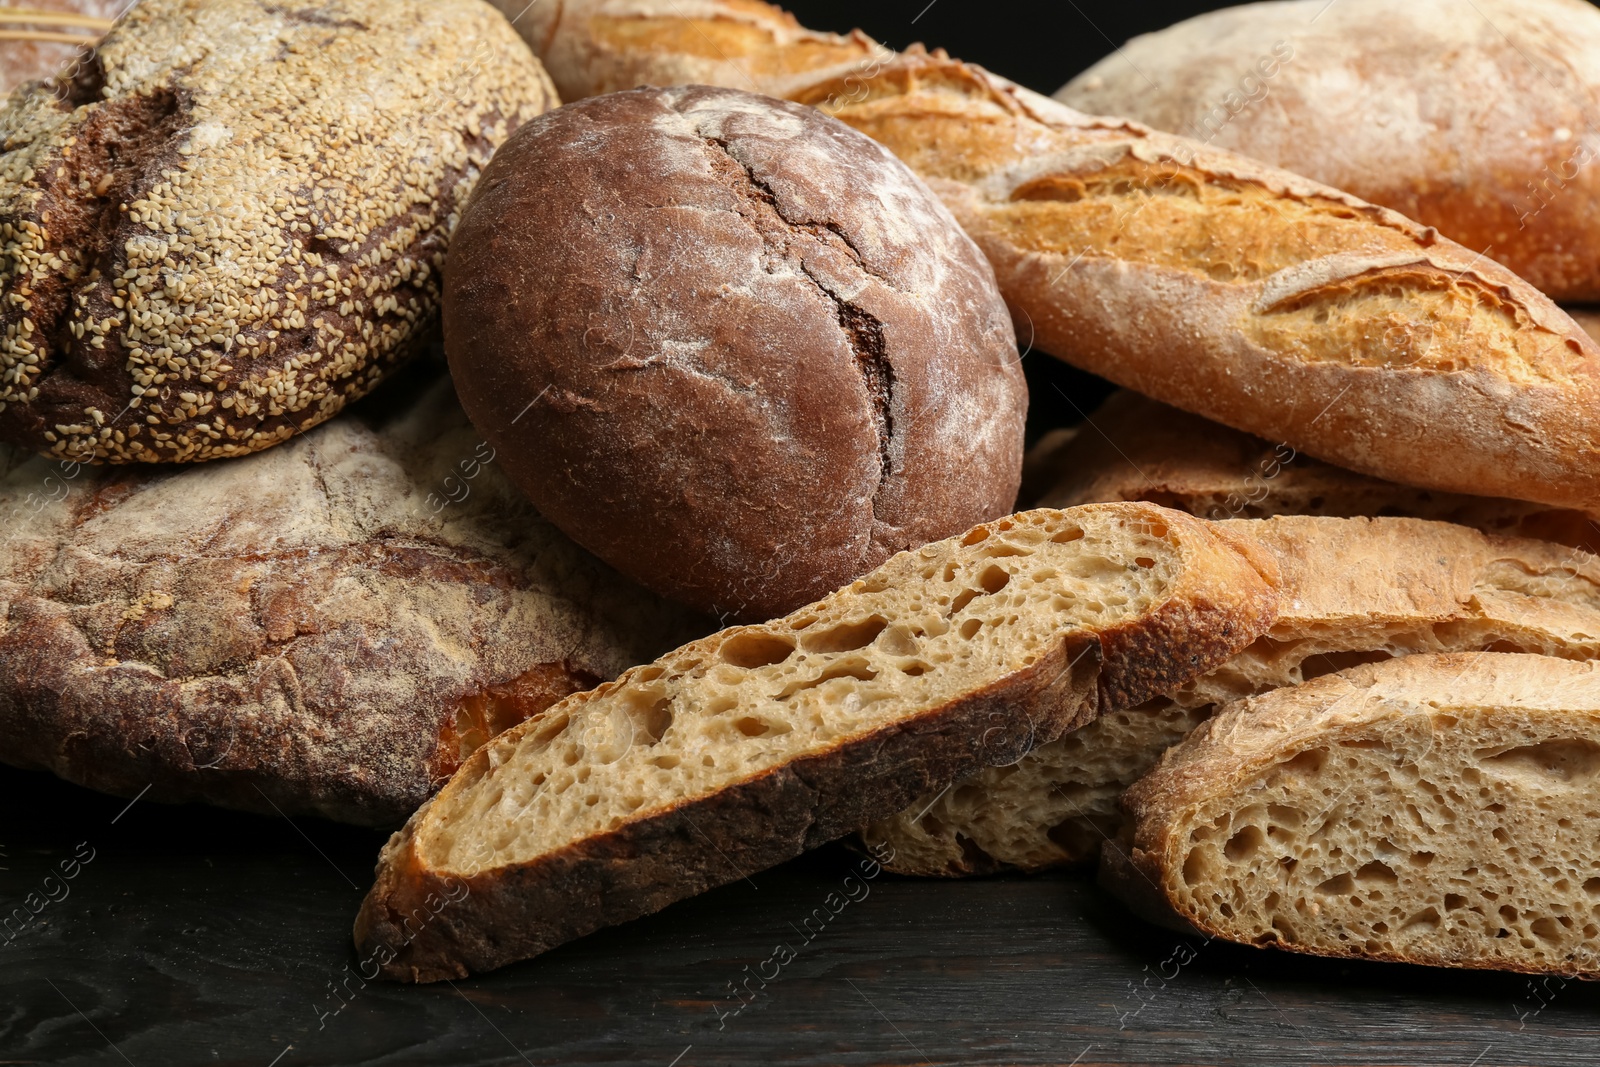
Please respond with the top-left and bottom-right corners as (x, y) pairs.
(0, 0), (556, 464)
(1107, 653), (1600, 977)
(0, 0), (122, 92)
(504, 0), (1600, 513)
(1031, 391), (1600, 555)
(353, 502), (1282, 980)
(1058, 0), (1600, 301)
(445, 85), (1025, 622)
(864, 515), (1600, 875)
(0, 364), (709, 825)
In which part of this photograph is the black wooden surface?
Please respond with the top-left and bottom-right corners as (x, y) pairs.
(6, 765), (1600, 1066)
(10, 2), (1600, 1065)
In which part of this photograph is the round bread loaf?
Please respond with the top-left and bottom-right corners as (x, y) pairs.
(0, 0), (557, 463)
(1057, 0), (1600, 302)
(445, 85), (1026, 622)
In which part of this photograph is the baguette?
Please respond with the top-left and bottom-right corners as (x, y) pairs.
(1057, 0), (1600, 302)
(1108, 653), (1600, 977)
(500, 0), (1600, 512)
(353, 502), (1281, 980)
(1032, 390), (1600, 555)
(864, 515), (1600, 875)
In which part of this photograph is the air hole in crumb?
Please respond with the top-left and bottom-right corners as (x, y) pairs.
(1224, 824), (1263, 861)
(978, 564), (1011, 594)
(1584, 878), (1600, 897)
(801, 615), (888, 653)
(720, 630), (797, 669)
(1134, 556), (1155, 568)
(962, 527), (990, 546)
(1444, 893), (1468, 910)
(1531, 917), (1562, 943)
(958, 618), (983, 640)
(1356, 860), (1398, 884)
(1050, 526), (1084, 544)
(1317, 873), (1354, 896)
(735, 716), (772, 738)
(1402, 907), (1441, 932)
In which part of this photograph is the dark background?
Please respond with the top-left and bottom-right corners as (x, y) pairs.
(12, 3), (1600, 1067)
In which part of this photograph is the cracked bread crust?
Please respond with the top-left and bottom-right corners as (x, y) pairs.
(444, 84), (1024, 622)
(0, 0), (557, 464)
(0, 368), (710, 825)
(1057, 0), (1600, 302)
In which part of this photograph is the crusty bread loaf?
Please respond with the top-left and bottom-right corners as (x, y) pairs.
(1058, 0), (1600, 301)
(502, 0), (885, 104)
(0, 364), (710, 825)
(1108, 653), (1600, 976)
(445, 84), (1024, 622)
(0, 0), (123, 92)
(0, 0), (556, 463)
(864, 515), (1600, 875)
(1031, 391), (1600, 554)
(507, 0), (1600, 513)
(353, 502), (1282, 980)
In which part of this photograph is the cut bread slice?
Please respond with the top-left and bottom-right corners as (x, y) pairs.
(1033, 390), (1600, 555)
(352, 502), (1280, 981)
(1107, 652), (1600, 977)
(864, 515), (1600, 875)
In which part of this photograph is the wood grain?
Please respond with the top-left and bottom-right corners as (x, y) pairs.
(2, 764), (1598, 1066)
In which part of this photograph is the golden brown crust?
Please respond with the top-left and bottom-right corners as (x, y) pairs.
(0, 0), (557, 464)
(1033, 390), (1600, 555)
(1058, 0), (1600, 302)
(0, 369), (709, 825)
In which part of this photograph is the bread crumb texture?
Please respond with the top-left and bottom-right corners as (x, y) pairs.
(867, 515), (1600, 876)
(0, 370), (708, 825)
(1131, 653), (1600, 976)
(354, 502), (1281, 979)
(0, 0), (556, 463)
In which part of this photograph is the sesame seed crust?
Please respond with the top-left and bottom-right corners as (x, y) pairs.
(0, 0), (558, 464)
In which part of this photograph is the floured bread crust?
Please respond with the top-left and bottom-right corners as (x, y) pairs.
(1058, 0), (1600, 301)
(0, 367), (710, 825)
(0, 0), (557, 463)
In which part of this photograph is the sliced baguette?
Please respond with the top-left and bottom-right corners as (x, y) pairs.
(1034, 390), (1600, 555)
(1108, 652), (1600, 976)
(864, 515), (1600, 875)
(353, 503), (1280, 980)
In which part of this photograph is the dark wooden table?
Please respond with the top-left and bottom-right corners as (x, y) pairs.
(10, 2), (1600, 1064)
(5, 764), (1599, 1067)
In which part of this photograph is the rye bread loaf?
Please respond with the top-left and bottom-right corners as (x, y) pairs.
(1032, 390), (1600, 555)
(1108, 653), (1600, 977)
(0, 0), (122, 92)
(445, 84), (1024, 622)
(353, 502), (1281, 981)
(1058, 0), (1600, 301)
(0, 0), (556, 464)
(865, 515), (1600, 876)
(0, 363), (709, 825)
(507, 0), (1600, 513)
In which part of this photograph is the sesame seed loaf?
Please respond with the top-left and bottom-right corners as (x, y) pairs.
(864, 515), (1600, 876)
(1108, 653), (1600, 977)
(0, 0), (557, 464)
(1033, 390), (1600, 555)
(506, 0), (1600, 513)
(1058, 0), (1600, 302)
(0, 364), (710, 825)
(353, 502), (1282, 981)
